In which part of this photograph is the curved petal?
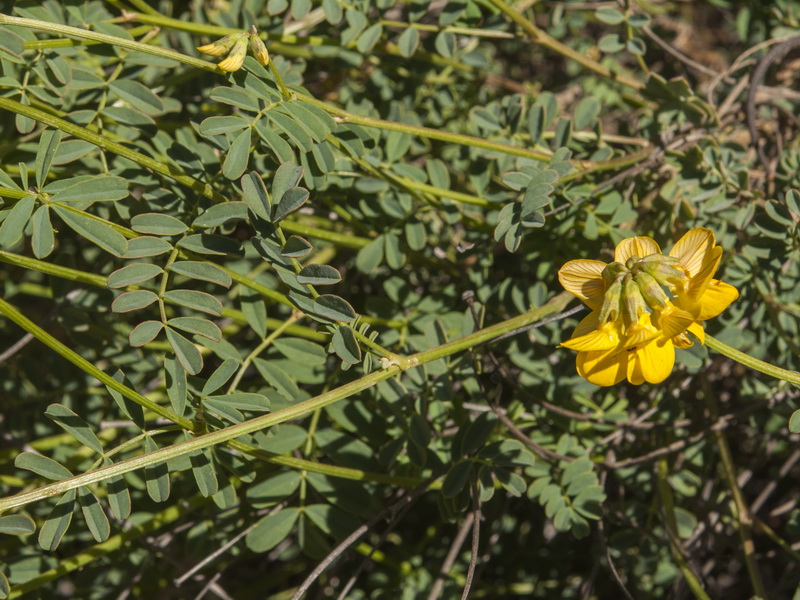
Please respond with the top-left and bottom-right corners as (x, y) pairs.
(698, 280), (739, 321)
(657, 305), (695, 338)
(558, 260), (607, 309)
(614, 236), (661, 263)
(624, 314), (661, 349)
(669, 228), (716, 278)
(570, 311), (601, 338)
(576, 349), (628, 386)
(637, 338), (675, 384)
(687, 321), (705, 344)
(561, 322), (621, 352)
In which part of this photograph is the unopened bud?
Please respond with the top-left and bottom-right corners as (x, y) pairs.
(637, 255), (685, 287)
(197, 32), (248, 57)
(217, 35), (249, 72)
(598, 276), (623, 323)
(249, 34), (269, 66)
(602, 261), (627, 282)
(634, 271), (669, 310)
(622, 274), (647, 326)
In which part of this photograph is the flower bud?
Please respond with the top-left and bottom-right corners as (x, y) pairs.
(636, 255), (685, 287)
(602, 261), (627, 282)
(197, 32), (248, 57)
(598, 276), (623, 323)
(249, 34), (269, 66)
(633, 271), (669, 310)
(217, 35), (249, 72)
(622, 274), (647, 326)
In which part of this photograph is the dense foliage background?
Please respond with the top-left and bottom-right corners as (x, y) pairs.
(2, 0), (800, 598)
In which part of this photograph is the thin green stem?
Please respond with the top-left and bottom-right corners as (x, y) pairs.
(485, 0), (645, 92)
(0, 297), (193, 429)
(0, 292), (570, 512)
(0, 96), (226, 203)
(705, 334), (800, 386)
(227, 314), (301, 393)
(701, 376), (766, 598)
(0, 14), (217, 72)
(655, 458), (713, 600)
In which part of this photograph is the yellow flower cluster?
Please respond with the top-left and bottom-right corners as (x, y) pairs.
(558, 228), (738, 386)
(197, 27), (269, 73)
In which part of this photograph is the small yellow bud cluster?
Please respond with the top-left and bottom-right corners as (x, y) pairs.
(197, 26), (269, 73)
(599, 255), (686, 328)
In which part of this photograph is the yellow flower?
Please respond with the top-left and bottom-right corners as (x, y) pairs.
(197, 32), (248, 57)
(217, 36), (249, 72)
(558, 228), (738, 386)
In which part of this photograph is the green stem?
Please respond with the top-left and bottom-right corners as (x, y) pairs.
(655, 459), (713, 600)
(485, 0), (645, 92)
(0, 292), (571, 512)
(0, 297), (193, 429)
(705, 334), (800, 386)
(701, 376), (767, 598)
(0, 96), (226, 203)
(0, 14), (217, 72)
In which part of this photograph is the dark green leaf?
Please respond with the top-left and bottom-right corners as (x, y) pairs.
(38, 490), (76, 551)
(168, 317), (222, 342)
(35, 128), (63, 189)
(282, 235), (313, 258)
(442, 460), (473, 497)
(209, 86), (260, 112)
(246, 507), (300, 553)
(129, 320), (163, 347)
(107, 263), (163, 288)
(111, 290), (159, 313)
(165, 356), (188, 415)
(223, 128), (252, 180)
(144, 436), (170, 502)
(397, 27), (420, 57)
(53, 206), (128, 255)
(202, 358), (240, 396)
(166, 327), (204, 375)
(297, 264), (341, 285)
(106, 474), (131, 520)
(313, 294), (357, 322)
(0, 514), (35, 536)
(272, 187), (309, 222)
(177, 233), (244, 256)
(78, 487), (110, 542)
(123, 236), (173, 258)
(192, 202), (248, 229)
(241, 172), (272, 220)
(199, 115), (251, 136)
(51, 176), (129, 203)
(167, 261), (232, 287)
(15, 452), (73, 480)
(163, 289), (223, 316)
(130, 213), (188, 236)
(0, 195), (35, 248)
(44, 403), (103, 453)
(189, 447), (218, 497)
(331, 326), (361, 363)
(31, 205), (55, 258)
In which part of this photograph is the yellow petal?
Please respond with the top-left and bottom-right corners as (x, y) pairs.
(687, 321), (705, 344)
(558, 260), (607, 309)
(218, 52), (246, 72)
(638, 338), (675, 383)
(669, 228), (716, 278)
(614, 236), (661, 263)
(627, 338), (674, 384)
(197, 43), (229, 57)
(561, 322), (621, 352)
(657, 305), (695, 338)
(624, 314), (660, 348)
(673, 332), (693, 349)
(571, 311), (601, 338)
(698, 280), (738, 321)
(577, 349), (628, 386)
